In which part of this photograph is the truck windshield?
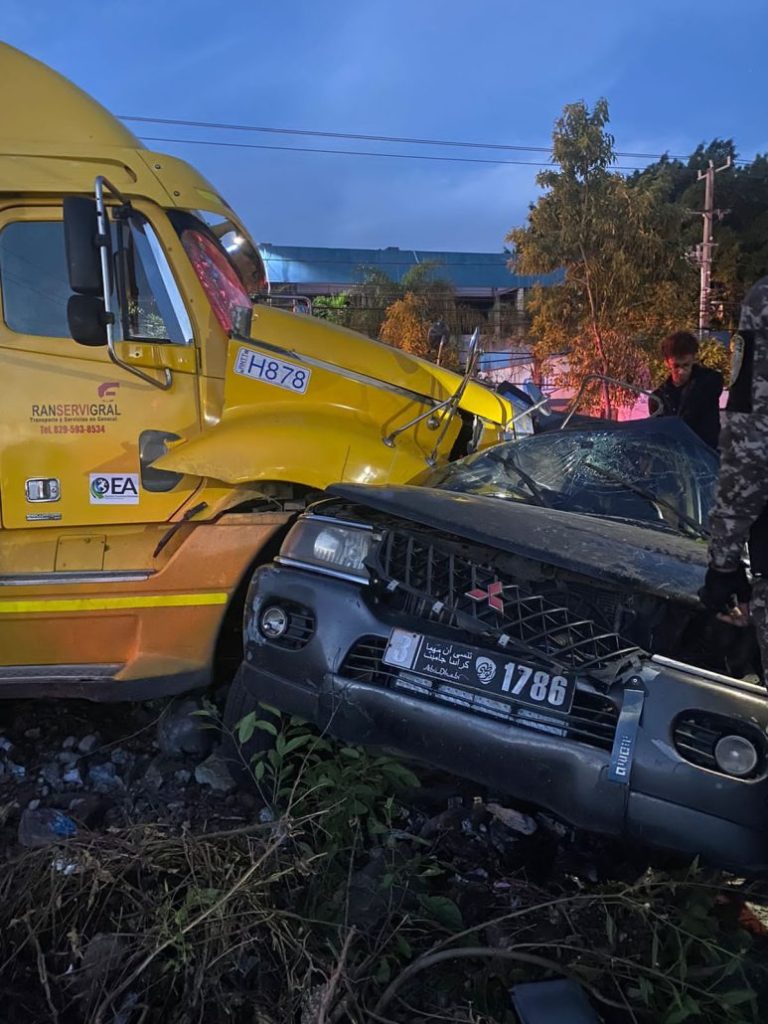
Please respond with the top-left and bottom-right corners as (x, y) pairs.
(168, 210), (267, 334)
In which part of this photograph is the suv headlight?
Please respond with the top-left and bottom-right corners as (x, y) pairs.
(278, 518), (380, 580)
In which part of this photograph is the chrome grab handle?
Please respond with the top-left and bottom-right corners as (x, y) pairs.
(95, 176), (172, 391)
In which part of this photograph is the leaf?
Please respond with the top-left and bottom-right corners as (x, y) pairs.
(374, 959), (391, 984)
(252, 760), (266, 781)
(258, 702), (281, 716)
(283, 735), (313, 755)
(419, 895), (464, 931)
(254, 719), (278, 737)
(339, 747), (362, 760)
(664, 996), (700, 1024)
(237, 712), (257, 744)
(718, 989), (755, 1007)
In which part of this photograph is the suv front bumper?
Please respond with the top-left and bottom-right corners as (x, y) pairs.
(241, 563), (768, 873)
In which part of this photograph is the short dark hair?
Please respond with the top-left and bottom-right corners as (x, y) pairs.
(661, 331), (699, 360)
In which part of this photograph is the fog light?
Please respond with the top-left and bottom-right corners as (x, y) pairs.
(260, 605), (289, 639)
(714, 734), (758, 777)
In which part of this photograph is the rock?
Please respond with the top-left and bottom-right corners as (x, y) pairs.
(487, 802), (538, 836)
(62, 736), (77, 750)
(62, 767), (83, 787)
(68, 794), (110, 827)
(7, 761), (25, 780)
(58, 751), (80, 766)
(78, 734), (99, 755)
(194, 752), (236, 793)
(24, 727), (41, 740)
(27, 799), (40, 811)
(0, 736), (14, 752)
(174, 769), (191, 785)
(39, 763), (61, 788)
(87, 763), (123, 794)
(345, 851), (391, 931)
(142, 760), (165, 791)
(110, 748), (130, 766)
(18, 807), (77, 848)
(157, 697), (214, 759)
(258, 806), (276, 824)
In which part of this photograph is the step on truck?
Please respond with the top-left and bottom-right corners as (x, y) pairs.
(0, 44), (513, 700)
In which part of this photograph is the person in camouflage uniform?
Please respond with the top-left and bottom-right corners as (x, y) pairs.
(700, 276), (768, 676)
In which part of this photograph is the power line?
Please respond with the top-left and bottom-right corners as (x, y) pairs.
(137, 134), (644, 171)
(125, 113), (753, 164)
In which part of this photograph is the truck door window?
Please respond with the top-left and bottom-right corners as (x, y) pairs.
(0, 216), (193, 347)
(0, 221), (71, 338)
(119, 215), (193, 345)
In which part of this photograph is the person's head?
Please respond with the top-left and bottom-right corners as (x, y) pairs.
(661, 331), (699, 386)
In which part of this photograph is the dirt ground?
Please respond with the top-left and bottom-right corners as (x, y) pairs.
(0, 695), (766, 1024)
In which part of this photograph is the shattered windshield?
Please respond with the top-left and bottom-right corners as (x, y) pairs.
(423, 419), (719, 537)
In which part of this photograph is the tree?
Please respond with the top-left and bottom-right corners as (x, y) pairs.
(379, 292), (431, 357)
(508, 99), (694, 416)
(632, 142), (768, 327)
(312, 293), (350, 325)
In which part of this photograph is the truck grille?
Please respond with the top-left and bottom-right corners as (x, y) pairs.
(341, 637), (619, 751)
(376, 530), (640, 680)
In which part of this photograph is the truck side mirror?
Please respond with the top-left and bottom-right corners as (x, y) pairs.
(67, 294), (108, 347)
(63, 196), (106, 296)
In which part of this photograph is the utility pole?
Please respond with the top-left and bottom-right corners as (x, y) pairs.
(696, 156), (732, 334)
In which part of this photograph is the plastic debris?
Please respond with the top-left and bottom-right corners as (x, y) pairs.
(18, 807), (77, 848)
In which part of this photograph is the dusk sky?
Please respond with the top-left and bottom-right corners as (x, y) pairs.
(5, 0), (766, 253)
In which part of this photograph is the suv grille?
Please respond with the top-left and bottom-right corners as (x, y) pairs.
(376, 529), (640, 680)
(341, 637), (619, 751)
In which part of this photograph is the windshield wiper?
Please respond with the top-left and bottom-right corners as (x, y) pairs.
(484, 450), (551, 509)
(583, 459), (708, 540)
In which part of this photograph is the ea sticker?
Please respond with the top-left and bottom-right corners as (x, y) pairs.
(730, 333), (745, 385)
(89, 473), (140, 505)
(475, 656), (497, 685)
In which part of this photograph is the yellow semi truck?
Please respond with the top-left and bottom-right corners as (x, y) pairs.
(0, 44), (513, 699)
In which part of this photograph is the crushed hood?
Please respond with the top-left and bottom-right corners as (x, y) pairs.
(328, 483), (708, 606)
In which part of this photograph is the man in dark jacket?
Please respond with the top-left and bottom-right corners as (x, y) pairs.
(699, 278), (768, 677)
(649, 331), (723, 449)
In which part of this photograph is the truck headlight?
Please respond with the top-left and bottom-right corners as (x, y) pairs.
(278, 518), (379, 580)
(714, 735), (759, 778)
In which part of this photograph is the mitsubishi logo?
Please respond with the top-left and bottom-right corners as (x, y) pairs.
(466, 580), (505, 612)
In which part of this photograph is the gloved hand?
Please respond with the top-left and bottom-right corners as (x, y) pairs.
(698, 564), (752, 614)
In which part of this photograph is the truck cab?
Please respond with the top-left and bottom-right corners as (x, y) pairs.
(0, 44), (513, 699)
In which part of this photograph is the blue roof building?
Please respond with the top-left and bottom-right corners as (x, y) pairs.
(258, 243), (563, 299)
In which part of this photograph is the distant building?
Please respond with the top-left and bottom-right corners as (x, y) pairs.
(259, 242), (561, 327)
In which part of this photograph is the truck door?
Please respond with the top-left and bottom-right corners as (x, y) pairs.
(0, 205), (201, 541)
